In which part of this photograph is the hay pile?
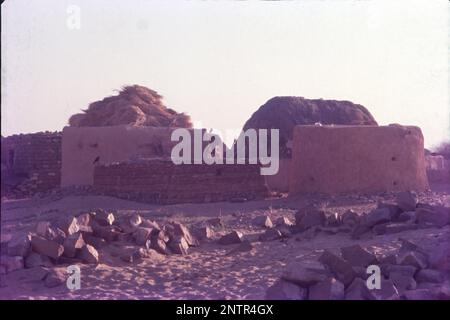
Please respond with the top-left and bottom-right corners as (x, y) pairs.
(242, 96), (378, 157)
(69, 85), (192, 128)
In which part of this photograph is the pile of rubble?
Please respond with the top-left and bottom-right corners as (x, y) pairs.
(252, 191), (450, 243)
(266, 239), (450, 300)
(0, 209), (211, 286)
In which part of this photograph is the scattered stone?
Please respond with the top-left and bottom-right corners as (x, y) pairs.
(340, 245), (378, 268)
(31, 235), (64, 259)
(253, 215), (273, 228)
(226, 241), (254, 255)
(415, 269), (444, 284)
(389, 271), (417, 294)
(83, 234), (107, 249)
(318, 250), (357, 287)
(24, 252), (52, 268)
(348, 224), (370, 240)
(196, 226), (214, 240)
(428, 242), (450, 271)
(171, 222), (199, 247)
(365, 208), (391, 227)
(7, 233), (31, 257)
(325, 213), (341, 227)
(133, 227), (153, 246)
(44, 268), (66, 288)
(95, 210), (115, 226)
(308, 277), (345, 300)
(76, 212), (92, 227)
(345, 278), (376, 300)
(401, 289), (435, 300)
(259, 229), (282, 242)
(295, 206), (326, 231)
(218, 231), (243, 245)
(396, 191), (418, 212)
(415, 207), (449, 228)
(129, 214), (142, 228)
(397, 211), (416, 223)
(381, 222), (418, 234)
(377, 202), (402, 221)
(371, 278), (400, 300)
(140, 219), (161, 230)
(93, 225), (120, 242)
(1, 256), (24, 273)
(398, 251), (428, 269)
(79, 244), (99, 264)
(57, 216), (79, 236)
(147, 238), (171, 255)
(36, 222), (66, 244)
(265, 279), (307, 300)
(205, 218), (223, 228)
(341, 209), (359, 228)
(276, 216), (294, 227)
(168, 236), (189, 255)
(63, 233), (85, 258)
(282, 260), (328, 287)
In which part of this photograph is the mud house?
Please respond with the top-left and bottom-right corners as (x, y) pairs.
(289, 125), (429, 194)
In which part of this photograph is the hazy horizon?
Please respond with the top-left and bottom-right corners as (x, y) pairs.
(1, 0), (449, 149)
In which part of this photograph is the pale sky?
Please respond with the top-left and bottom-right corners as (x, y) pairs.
(1, 0), (449, 148)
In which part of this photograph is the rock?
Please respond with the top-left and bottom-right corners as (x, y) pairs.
(1, 256), (24, 273)
(63, 233), (85, 258)
(79, 244), (99, 264)
(133, 227), (153, 246)
(124, 248), (165, 263)
(295, 206), (326, 231)
(365, 208), (391, 227)
(36, 222), (66, 244)
(415, 207), (449, 228)
(7, 233), (31, 257)
(44, 268), (66, 288)
(377, 202), (402, 221)
(308, 277), (345, 300)
(345, 278), (376, 300)
(147, 238), (171, 255)
(168, 236), (189, 255)
(94, 210), (115, 226)
(281, 260), (328, 286)
(153, 229), (170, 243)
(341, 209), (359, 228)
(325, 213), (341, 227)
(397, 211), (416, 223)
(276, 216), (294, 227)
(140, 219), (161, 230)
(389, 271), (417, 294)
(340, 245), (378, 268)
(319, 250), (357, 287)
(83, 234), (106, 249)
(265, 279), (307, 300)
(218, 231), (243, 245)
(398, 251), (428, 269)
(205, 218), (223, 228)
(24, 252), (52, 268)
(226, 241), (254, 255)
(373, 222), (418, 235)
(93, 224), (120, 242)
(396, 191), (418, 212)
(129, 214), (142, 228)
(371, 278), (400, 300)
(415, 269), (444, 284)
(31, 235), (64, 259)
(350, 224), (371, 239)
(428, 242), (450, 271)
(259, 229), (283, 242)
(401, 289), (435, 300)
(253, 215), (273, 228)
(57, 216), (79, 236)
(76, 212), (92, 227)
(388, 264), (417, 277)
(196, 226), (214, 240)
(171, 222), (199, 246)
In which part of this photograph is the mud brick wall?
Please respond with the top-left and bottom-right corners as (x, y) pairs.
(289, 125), (429, 194)
(1, 132), (62, 195)
(93, 160), (269, 204)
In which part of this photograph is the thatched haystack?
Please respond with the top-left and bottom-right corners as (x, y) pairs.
(242, 96), (377, 157)
(69, 85), (192, 128)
